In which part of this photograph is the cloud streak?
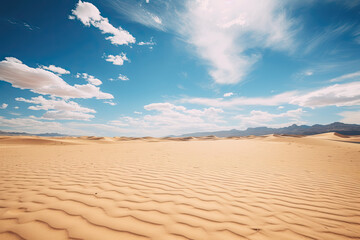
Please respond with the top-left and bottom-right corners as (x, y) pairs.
(182, 81), (360, 108)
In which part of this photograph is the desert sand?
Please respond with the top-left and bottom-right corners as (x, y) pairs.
(0, 133), (359, 240)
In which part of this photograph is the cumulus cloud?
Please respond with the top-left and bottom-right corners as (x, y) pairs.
(80, 73), (102, 86)
(107, 102), (227, 136)
(105, 53), (129, 66)
(118, 74), (129, 81)
(0, 57), (112, 99)
(15, 96), (96, 121)
(42, 110), (94, 121)
(15, 96), (95, 113)
(40, 65), (70, 75)
(69, 0), (135, 45)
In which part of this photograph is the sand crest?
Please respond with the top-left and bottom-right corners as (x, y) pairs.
(0, 134), (359, 240)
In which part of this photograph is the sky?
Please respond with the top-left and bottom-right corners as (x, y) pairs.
(0, 0), (360, 137)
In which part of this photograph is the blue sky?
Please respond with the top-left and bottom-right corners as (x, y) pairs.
(0, 0), (359, 136)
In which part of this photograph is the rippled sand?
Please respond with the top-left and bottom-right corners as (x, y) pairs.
(0, 133), (359, 240)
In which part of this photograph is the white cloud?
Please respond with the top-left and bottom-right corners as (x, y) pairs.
(304, 23), (352, 54)
(107, 102), (227, 136)
(291, 81), (360, 108)
(338, 110), (360, 124)
(182, 91), (297, 108)
(118, 74), (129, 81)
(15, 96), (95, 113)
(0, 116), (88, 135)
(105, 53), (129, 66)
(70, 1), (135, 46)
(234, 108), (305, 128)
(104, 100), (116, 106)
(179, 0), (296, 84)
(80, 73), (102, 86)
(15, 96), (96, 121)
(223, 92), (234, 97)
(0, 57), (112, 99)
(108, 1), (166, 31)
(329, 70), (360, 82)
(182, 82), (360, 108)
(42, 111), (94, 121)
(144, 102), (186, 112)
(14, 106), (19, 109)
(134, 111), (142, 114)
(305, 71), (313, 76)
(40, 65), (70, 75)
(138, 37), (155, 46)
(0, 103), (8, 109)
(151, 14), (162, 25)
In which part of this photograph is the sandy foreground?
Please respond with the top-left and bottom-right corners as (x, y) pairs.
(0, 133), (359, 240)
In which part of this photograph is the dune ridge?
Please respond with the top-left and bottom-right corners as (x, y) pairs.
(0, 134), (359, 239)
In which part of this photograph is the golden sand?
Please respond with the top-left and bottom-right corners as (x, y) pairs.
(0, 133), (359, 240)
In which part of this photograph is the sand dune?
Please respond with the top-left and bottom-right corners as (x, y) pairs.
(0, 134), (359, 240)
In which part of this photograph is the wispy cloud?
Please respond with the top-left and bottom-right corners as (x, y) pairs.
(292, 81), (360, 108)
(329, 70), (360, 82)
(182, 81), (360, 108)
(110, 0), (297, 85)
(304, 23), (353, 54)
(182, 92), (297, 108)
(108, 0), (167, 31)
(7, 19), (39, 30)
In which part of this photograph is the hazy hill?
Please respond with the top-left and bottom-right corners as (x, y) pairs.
(176, 122), (360, 137)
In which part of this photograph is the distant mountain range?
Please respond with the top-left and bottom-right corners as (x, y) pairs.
(0, 130), (67, 137)
(175, 122), (360, 137)
(1, 122), (360, 138)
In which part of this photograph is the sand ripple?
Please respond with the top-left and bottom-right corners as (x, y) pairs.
(0, 134), (360, 239)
